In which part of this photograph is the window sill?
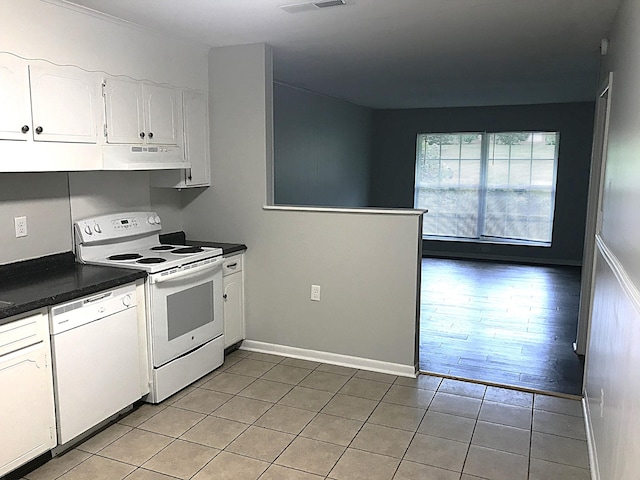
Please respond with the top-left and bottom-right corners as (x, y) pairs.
(422, 235), (551, 248)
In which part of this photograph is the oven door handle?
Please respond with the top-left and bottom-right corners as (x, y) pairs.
(149, 257), (224, 284)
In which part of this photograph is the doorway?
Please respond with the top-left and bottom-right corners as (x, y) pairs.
(419, 257), (584, 395)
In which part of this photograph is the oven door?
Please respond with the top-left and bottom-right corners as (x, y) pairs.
(147, 258), (224, 368)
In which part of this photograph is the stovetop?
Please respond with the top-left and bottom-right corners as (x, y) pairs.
(74, 212), (223, 274)
(82, 243), (224, 274)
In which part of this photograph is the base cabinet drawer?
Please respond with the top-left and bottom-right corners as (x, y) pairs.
(223, 254), (245, 348)
(0, 312), (56, 477)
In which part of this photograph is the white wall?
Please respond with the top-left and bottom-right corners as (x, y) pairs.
(584, 0), (640, 478)
(0, 0), (209, 263)
(1, 0), (208, 90)
(182, 44), (423, 371)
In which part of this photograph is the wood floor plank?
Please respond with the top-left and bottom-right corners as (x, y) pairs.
(419, 257), (584, 395)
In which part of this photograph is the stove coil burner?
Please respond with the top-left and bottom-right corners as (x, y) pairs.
(108, 253), (143, 261)
(137, 258), (167, 264)
(171, 247), (204, 254)
(150, 245), (176, 251)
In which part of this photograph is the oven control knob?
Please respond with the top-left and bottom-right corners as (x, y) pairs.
(122, 294), (132, 307)
(84, 225), (92, 235)
(154, 215), (161, 224)
(147, 215), (156, 225)
(94, 223), (102, 233)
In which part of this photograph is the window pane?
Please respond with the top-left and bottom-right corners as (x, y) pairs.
(414, 133), (482, 238)
(415, 131), (558, 245)
(483, 132), (557, 243)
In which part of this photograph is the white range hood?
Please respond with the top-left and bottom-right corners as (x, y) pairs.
(102, 144), (189, 170)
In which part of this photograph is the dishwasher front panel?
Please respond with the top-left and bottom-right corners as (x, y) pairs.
(51, 305), (142, 444)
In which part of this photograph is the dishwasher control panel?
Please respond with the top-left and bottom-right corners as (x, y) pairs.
(49, 283), (137, 335)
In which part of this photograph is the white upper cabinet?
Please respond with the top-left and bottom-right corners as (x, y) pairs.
(150, 89), (211, 188)
(0, 57), (100, 144)
(183, 90), (211, 186)
(29, 64), (101, 143)
(103, 77), (143, 144)
(0, 57), (31, 141)
(145, 84), (180, 145)
(0, 53), (193, 172)
(103, 77), (181, 146)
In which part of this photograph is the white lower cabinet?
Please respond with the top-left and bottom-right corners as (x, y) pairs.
(0, 311), (56, 477)
(223, 254), (245, 348)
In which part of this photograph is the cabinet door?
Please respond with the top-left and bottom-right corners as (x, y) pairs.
(104, 77), (144, 144)
(144, 84), (180, 145)
(0, 57), (31, 141)
(0, 344), (56, 476)
(29, 64), (101, 143)
(223, 271), (244, 348)
(183, 90), (210, 186)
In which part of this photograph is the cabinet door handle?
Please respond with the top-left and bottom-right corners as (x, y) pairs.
(223, 293), (228, 299)
(148, 132), (154, 139)
(21, 125), (29, 133)
(140, 132), (145, 139)
(227, 263), (238, 268)
(35, 126), (43, 134)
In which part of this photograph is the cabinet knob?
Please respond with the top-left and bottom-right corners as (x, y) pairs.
(35, 126), (43, 134)
(21, 125), (29, 134)
(148, 132), (154, 139)
(140, 132), (145, 139)
(223, 294), (228, 300)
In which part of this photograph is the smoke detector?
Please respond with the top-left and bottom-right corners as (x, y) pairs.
(280, 0), (346, 14)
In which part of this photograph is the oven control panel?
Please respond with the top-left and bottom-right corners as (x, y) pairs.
(75, 211), (162, 244)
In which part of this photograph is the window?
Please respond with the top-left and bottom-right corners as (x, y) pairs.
(414, 131), (559, 245)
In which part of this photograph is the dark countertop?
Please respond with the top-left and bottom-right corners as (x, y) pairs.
(0, 252), (146, 324)
(160, 232), (247, 256)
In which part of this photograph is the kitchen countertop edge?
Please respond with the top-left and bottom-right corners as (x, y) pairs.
(160, 231), (247, 256)
(0, 253), (146, 324)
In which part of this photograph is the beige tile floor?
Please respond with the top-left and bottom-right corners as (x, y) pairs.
(23, 350), (591, 480)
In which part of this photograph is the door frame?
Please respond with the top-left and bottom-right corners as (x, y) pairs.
(575, 72), (613, 355)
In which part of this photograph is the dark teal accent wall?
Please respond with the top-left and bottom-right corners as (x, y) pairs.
(370, 103), (596, 264)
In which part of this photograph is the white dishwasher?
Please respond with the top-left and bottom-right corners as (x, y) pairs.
(49, 283), (142, 445)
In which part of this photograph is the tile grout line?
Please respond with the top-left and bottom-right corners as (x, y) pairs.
(456, 384), (486, 479)
(217, 355), (357, 479)
(26, 353), (587, 480)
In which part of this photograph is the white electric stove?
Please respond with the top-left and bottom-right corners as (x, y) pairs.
(75, 211), (223, 274)
(74, 212), (225, 403)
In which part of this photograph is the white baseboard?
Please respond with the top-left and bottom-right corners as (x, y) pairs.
(582, 394), (600, 480)
(239, 340), (417, 378)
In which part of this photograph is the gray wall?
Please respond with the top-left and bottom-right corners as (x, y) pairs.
(584, 0), (640, 477)
(273, 83), (373, 207)
(182, 44), (422, 371)
(0, 173), (72, 264)
(370, 103), (596, 265)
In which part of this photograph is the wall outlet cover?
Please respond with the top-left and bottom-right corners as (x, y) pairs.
(14, 216), (27, 238)
(311, 284), (321, 301)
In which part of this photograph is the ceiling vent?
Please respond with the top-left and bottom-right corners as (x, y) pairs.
(314, 0), (346, 8)
(280, 0), (346, 14)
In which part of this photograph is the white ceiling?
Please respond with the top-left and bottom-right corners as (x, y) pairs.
(62, 0), (621, 109)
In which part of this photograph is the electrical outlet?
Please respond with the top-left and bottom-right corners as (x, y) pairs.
(14, 216), (27, 238)
(311, 284), (321, 302)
